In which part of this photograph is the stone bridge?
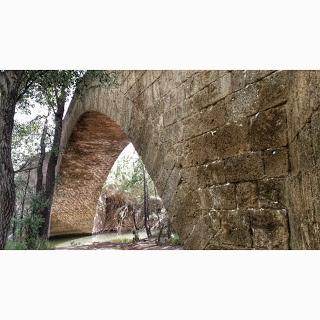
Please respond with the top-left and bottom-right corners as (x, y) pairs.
(49, 71), (320, 249)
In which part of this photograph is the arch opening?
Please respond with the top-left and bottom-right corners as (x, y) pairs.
(92, 143), (170, 243)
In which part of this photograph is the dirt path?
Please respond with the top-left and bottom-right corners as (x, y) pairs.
(57, 239), (183, 250)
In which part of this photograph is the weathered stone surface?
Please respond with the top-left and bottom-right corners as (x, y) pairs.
(236, 182), (258, 208)
(210, 184), (237, 210)
(250, 209), (289, 249)
(224, 152), (264, 182)
(249, 106), (287, 151)
(299, 123), (316, 172)
(50, 112), (129, 236)
(197, 160), (226, 187)
(258, 71), (290, 111)
(311, 111), (320, 166)
(263, 148), (289, 178)
(183, 212), (219, 249)
(258, 178), (286, 209)
(207, 210), (252, 249)
(49, 70), (320, 250)
(215, 121), (249, 158)
(226, 84), (259, 120)
(206, 72), (232, 106)
(181, 131), (218, 167)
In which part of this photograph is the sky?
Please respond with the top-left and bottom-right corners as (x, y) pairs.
(14, 96), (72, 124)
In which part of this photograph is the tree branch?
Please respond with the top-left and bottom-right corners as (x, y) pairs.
(16, 71), (47, 102)
(14, 166), (37, 174)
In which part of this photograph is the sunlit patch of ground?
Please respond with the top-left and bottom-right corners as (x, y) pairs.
(51, 232), (183, 250)
(57, 238), (183, 250)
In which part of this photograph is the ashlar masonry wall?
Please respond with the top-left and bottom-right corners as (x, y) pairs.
(50, 71), (320, 250)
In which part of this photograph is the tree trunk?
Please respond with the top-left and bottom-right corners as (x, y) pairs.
(167, 217), (172, 240)
(0, 72), (22, 249)
(11, 210), (17, 241)
(19, 169), (31, 240)
(143, 167), (151, 238)
(21, 169), (31, 218)
(36, 118), (48, 194)
(39, 98), (65, 238)
(131, 207), (139, 242)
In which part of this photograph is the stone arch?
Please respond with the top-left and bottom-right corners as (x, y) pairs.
(50, 71), (320, 249)
(50, 72), (178, 237)
(49, 111), (130, 236)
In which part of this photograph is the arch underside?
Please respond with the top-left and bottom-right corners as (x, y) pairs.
(50, 111), (129, 236)
(50, 71), (320, 249)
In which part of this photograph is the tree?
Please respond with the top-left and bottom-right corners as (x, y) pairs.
(0, 71), (44, 249)
(0, 70), (116, 248)
(143, 166), (151, 238)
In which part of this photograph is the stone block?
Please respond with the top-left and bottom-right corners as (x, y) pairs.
(226, 83), (260, 120)
(203, 131), (221, 163)
(311, 111), (320, 165)
(236, 182), (258, 208)
(177, 96), (194, 120)
(189, 71), (220, 97)
(230, 70), (246, 92)
(181, 131), (218, 167)
(288, 136), (300, 176)
(244, 70), (275, 85)
(197, 188), (212, 210)
(163, 107), (177, 127)
(179, 166), (198, 188)
(263, 147), (289, 178)
(250, 209), (289, 249)
(225, 152), (264, 182)
(258, 71), (290, 111)
(209, 183), (237, 210)
(309, 72), (320, 112)
(198, 99), (227, 131)
(170, 184), (201, 220)
(184, 211), (221, 249)
(258, 178), (286, 209)
(181, 113), (201, 141)
(197, 160), (226, 187)
(249, 106), (287, 151)
(190, 86), (209, 111)
(292, 72), (314, 133)
(162, 121), (184, 146)
(300, 171), (314, 214)
(207, 72), (232, 106)
(208, 209), (252, 248)
(299, 123), (316, 172)
(172, 212), (198, 242)
(161, 166), (182, 210)
(215, 121), (249, 158)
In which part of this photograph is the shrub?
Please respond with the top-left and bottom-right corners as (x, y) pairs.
(5, 239), (52, 250)
(11, 195), (51, 249)
(169, 234), (183, 246)
(5, 241), (28, 250)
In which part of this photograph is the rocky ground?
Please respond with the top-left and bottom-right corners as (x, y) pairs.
(57, 238), (183, 250)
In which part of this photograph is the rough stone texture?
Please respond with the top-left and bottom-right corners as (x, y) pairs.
(285, 71), (320, 249)
(49, 71), (320, 250)
(50, 112), (129, 236)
